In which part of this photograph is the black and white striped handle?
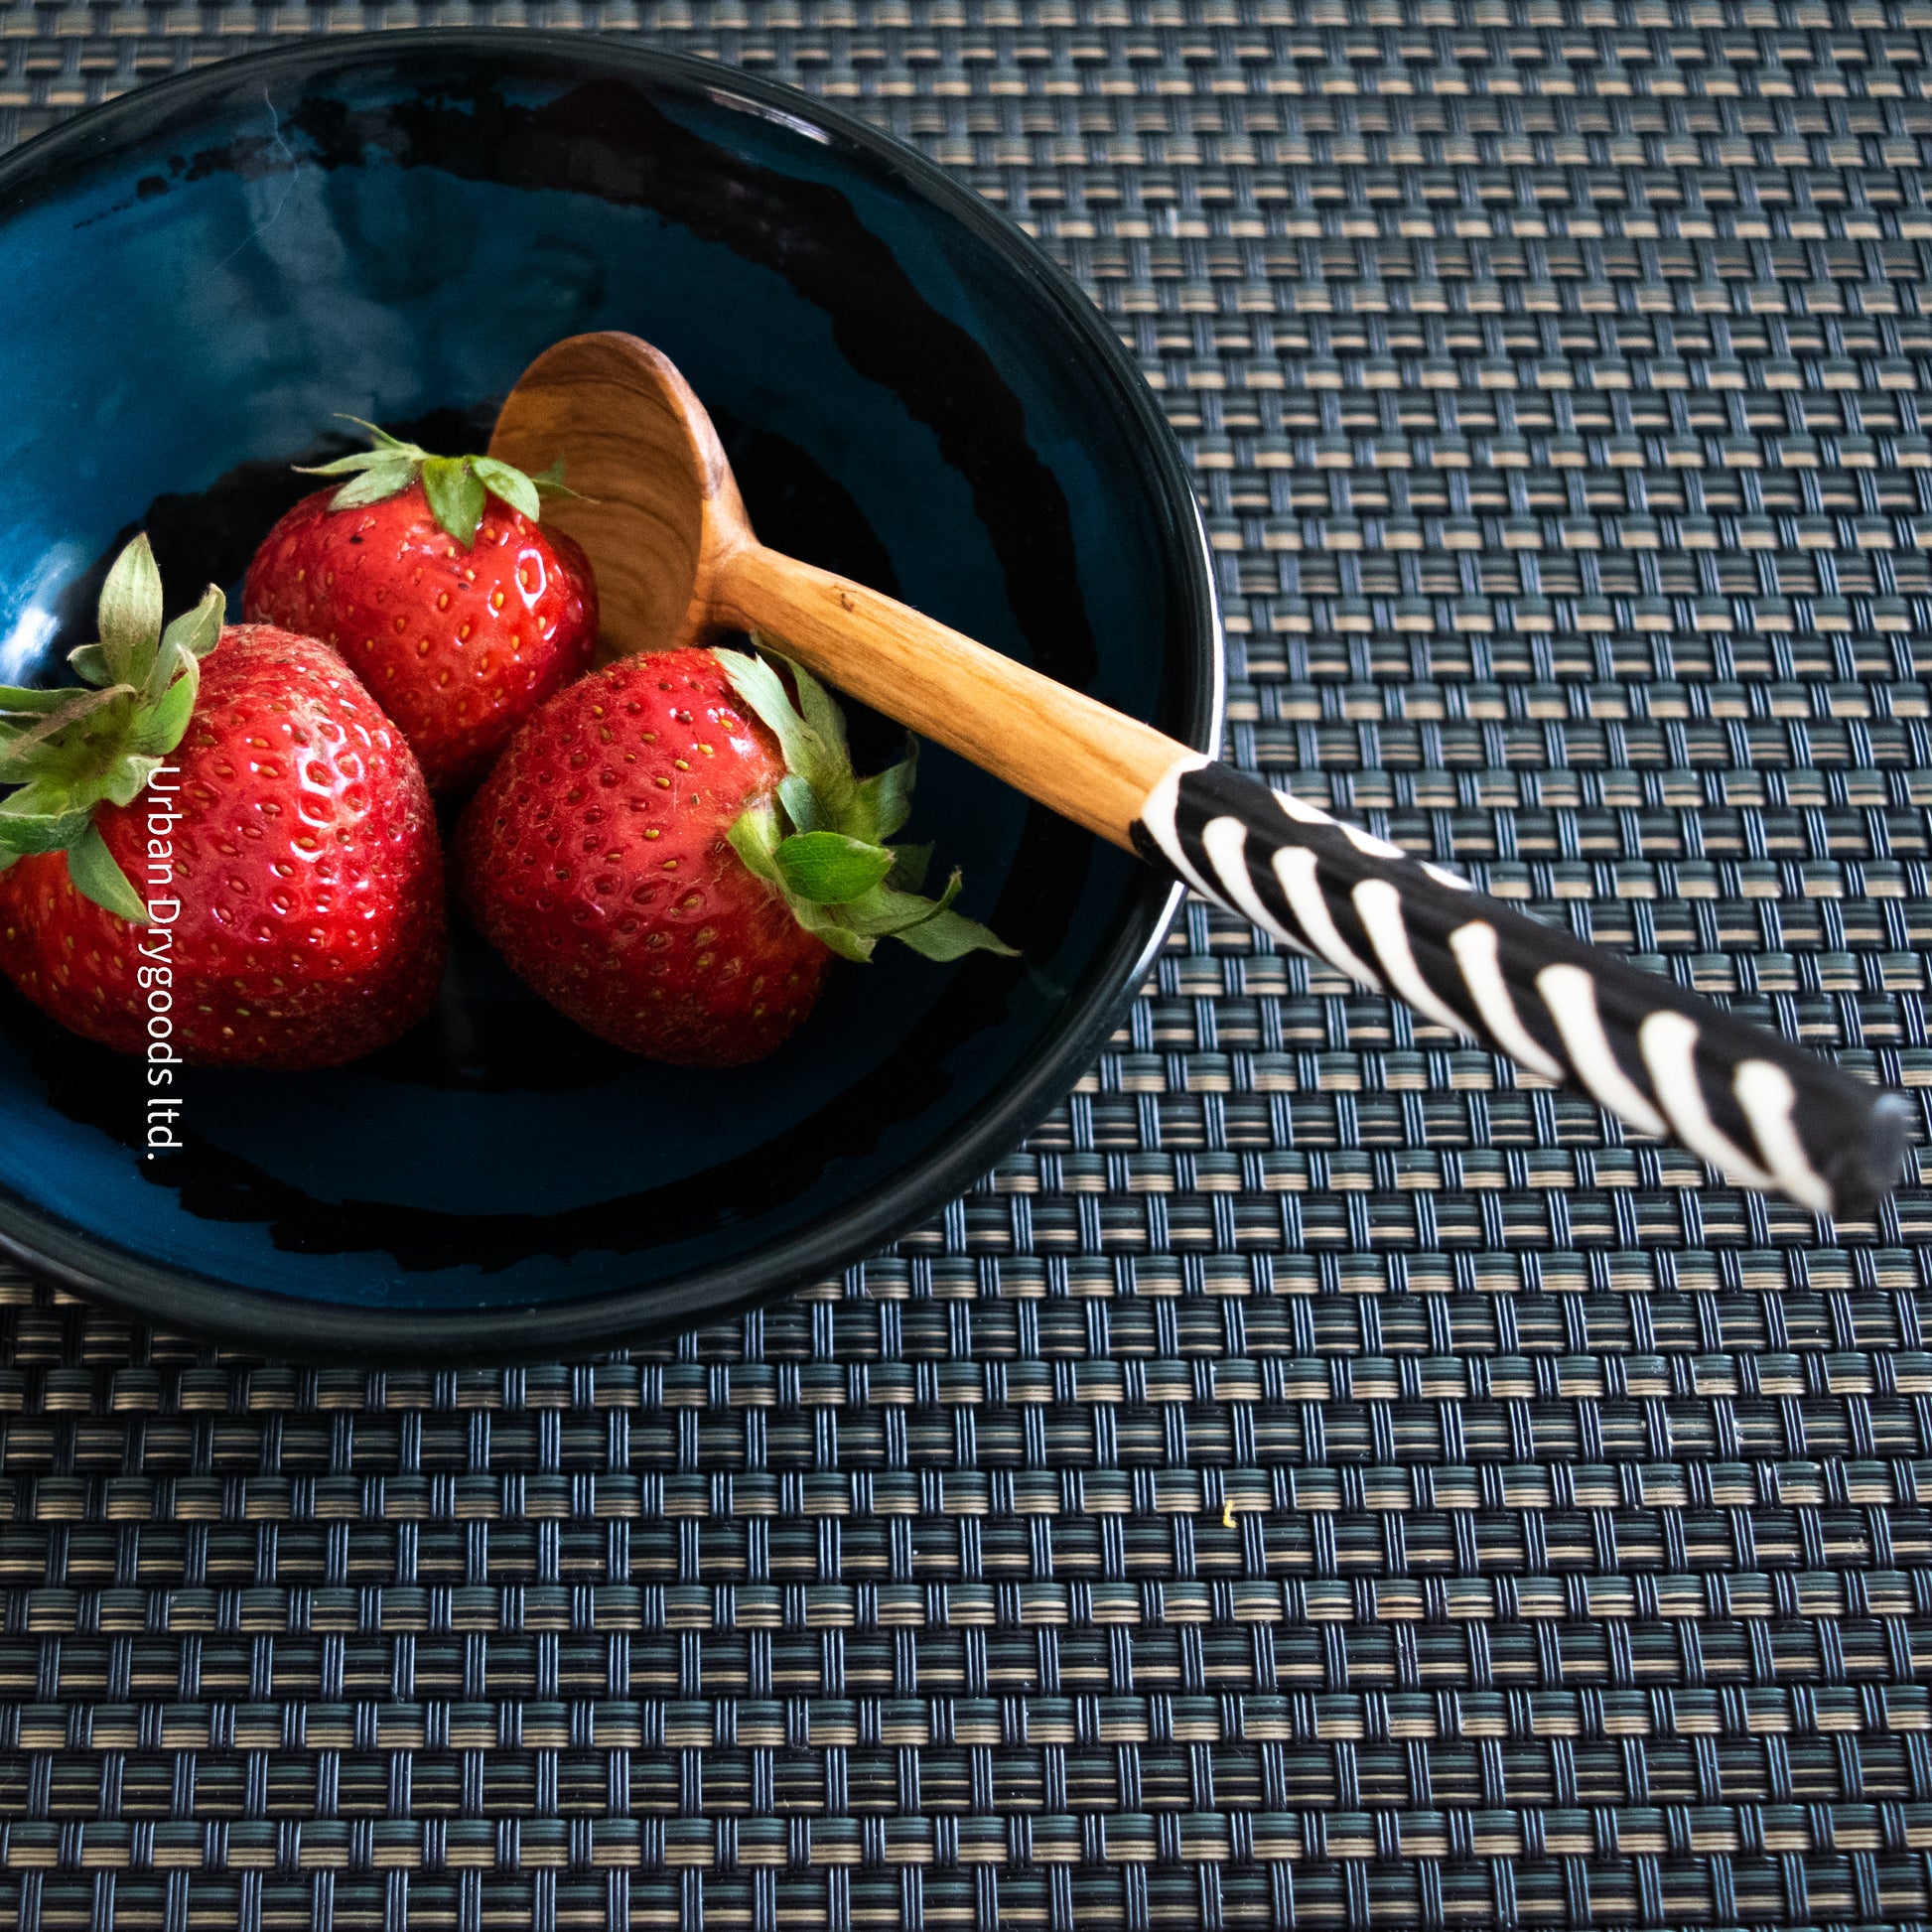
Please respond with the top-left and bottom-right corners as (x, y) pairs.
(1133, 756), (1911, 1218)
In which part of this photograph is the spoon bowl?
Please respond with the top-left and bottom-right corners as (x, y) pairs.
(492, 333), (748, 661)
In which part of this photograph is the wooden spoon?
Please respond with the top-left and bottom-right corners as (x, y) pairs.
(490, 331), (1908, 1217)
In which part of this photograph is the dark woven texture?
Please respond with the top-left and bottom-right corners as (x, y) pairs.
(6, 6), (1932, 1929)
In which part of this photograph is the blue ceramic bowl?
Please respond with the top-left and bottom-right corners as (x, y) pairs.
(0, 34), (1220, 1357)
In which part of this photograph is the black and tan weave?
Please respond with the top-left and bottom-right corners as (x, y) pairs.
(6, 5), (1932, 1929)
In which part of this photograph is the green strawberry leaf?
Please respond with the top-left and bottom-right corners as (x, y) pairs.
(776, 667), (859, 821)
(0, 773), (83, 816)
(785, 896), (878, 964)
(61, 819), (147, 923)
(297, 421), (571, 535)
(140, 640), (187, 705)
(844, 865), (1017, 960)
(336, 415), (420, 453)
(296, 449), (402, 478)
(422, 456), (489, 548)
(719, 652), (825, 778)
(153, 587), (224, 689)
(0, 685), (134, 781)
(894, 899), (1019, 961)
(472, 457), (541, 523)
(834, 870), (1013, 959)
(66, 643), (113, 687)
(96, 532), (163, 686)
(773, 831), (896, 905)
(0, 797), (93, 856)
(787, 657), (849, 763)
(717, 649), (857, 815)
(531, 459), (579, 497)
(777, 773), (827, 835)
(296, 419), (429, 479)
(715, 645), (1015, 968)
(727, 800), (782, 884)
(130, 666), (198, 757)
(328, 459), (418, 513)
(0, 683), (82, 715)
(66, 820), (149, 924)
(0, 537), (219, 901)
(887, 842), (932, 893)
(837, 874), (963, 938)
(297, 421), (436, 499)
(855, 740), (918, 844)
(100, 754), (164, 811)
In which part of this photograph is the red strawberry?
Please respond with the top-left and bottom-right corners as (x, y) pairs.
(457, 643), (1012, 1067)
(0, 536), (445, 1071)
(243, 421), (598, 795)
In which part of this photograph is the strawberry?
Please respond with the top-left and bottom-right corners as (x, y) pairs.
(243, 421), (599, 795)
(457, 643), (1012, 1067)
(0, 535), (445, 1071)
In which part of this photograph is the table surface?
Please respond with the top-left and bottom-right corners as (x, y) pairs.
(4, 5), (1932, 1929)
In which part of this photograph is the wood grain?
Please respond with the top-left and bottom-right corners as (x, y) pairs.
(714, 544), (1182, 851)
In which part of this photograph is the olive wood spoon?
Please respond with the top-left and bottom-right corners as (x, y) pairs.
(490, 330), (1910, 1217)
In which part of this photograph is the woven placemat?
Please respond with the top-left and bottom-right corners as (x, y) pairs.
(5, 6), (1932, 1929)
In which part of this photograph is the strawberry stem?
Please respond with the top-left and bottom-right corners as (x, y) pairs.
(717, 644), (1016, 966)
(295, 417), (577, 549)
(0, 535), (222, 925)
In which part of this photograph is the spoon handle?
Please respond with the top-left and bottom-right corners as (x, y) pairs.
(718, 543), (1911, 1217)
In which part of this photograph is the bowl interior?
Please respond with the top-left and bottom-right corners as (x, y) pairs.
(0, 39), (1215, 1343)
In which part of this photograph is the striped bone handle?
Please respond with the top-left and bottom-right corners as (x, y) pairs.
(1135, 756), (1911, 1219)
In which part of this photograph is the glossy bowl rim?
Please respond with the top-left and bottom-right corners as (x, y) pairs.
(0, 30), (1225, 1361)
